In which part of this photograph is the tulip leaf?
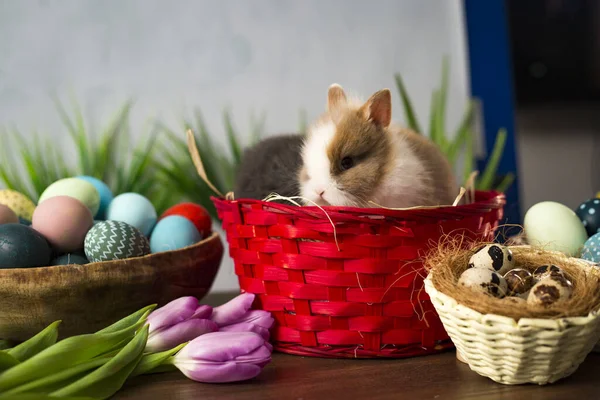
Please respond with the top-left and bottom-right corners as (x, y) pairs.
(51, 325), (149, 399)
(0, 351), (20, 372)
(130, 342), (187, 377)
(0, 311), (149, 392)
(7, 321), (61, 362)
(0, 394), (95, 400)
(1, 357), (110, 396)
(96, 304), (156, 334)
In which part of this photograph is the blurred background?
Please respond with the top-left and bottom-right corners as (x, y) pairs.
(0, 0), (595, 292)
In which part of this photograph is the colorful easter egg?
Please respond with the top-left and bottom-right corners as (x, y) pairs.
(51, 251), (89, 266)
(84, 220), (150, 263)
(39, 178), (100, 216)
(0, 189), (36, 220)
(32, 196), (94, 253)
(160, 203), (212, 238)
(582, 232), (600, 263)
(76, 176), (114, 219)
(0, 204), (18, 225)
(106, 193), (157, 236)
(150, 215), (202, 253)
(524, 201), (587, 257)
(575, 198), (600, 237)
(0, 224), (52, 268)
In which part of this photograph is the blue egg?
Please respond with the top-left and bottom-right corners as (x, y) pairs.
(77, 176), (114, 219)
(582, 231), (600, 263)
(106, 193), (157, 236)
(150, 216), (201, 253)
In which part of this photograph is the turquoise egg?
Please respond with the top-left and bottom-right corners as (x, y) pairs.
(106, 193), (157, 236)
(582, 232), (600, 263)
(76, 176), (114, 219)
(150, 216), (201, 254)
(0, 224), (52, 268)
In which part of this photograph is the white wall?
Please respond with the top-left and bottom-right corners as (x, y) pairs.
(0, 0), (471, 292)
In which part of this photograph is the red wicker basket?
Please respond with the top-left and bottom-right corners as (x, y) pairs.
(212, 190), (505, 359)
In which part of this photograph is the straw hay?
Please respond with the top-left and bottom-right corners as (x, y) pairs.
(425, 237), (600, 320)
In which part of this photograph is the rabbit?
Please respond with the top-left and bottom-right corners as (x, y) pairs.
(298, 83), (459, 208)
(233, 133), (305, 202)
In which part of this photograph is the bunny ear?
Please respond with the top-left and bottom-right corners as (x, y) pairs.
(327, 83), (348, 114)
(362, 89), (392, 128)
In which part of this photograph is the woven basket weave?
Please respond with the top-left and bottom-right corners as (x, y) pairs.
(424, 270), (600, 385)
(213, 190), (505, 358)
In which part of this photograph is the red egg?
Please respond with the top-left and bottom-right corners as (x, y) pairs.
(160, 203), (212, 238)
(32, 196), (93, 253)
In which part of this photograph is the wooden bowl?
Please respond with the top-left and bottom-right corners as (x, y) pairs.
(0, 232), (224, 341)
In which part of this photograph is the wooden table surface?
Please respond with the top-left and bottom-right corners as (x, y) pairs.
(117, 351), (600, 400)
(112, 292), (600, 399)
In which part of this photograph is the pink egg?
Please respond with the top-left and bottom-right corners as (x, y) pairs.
(0, 204), (18, 225)
(32, 195), (93, 253)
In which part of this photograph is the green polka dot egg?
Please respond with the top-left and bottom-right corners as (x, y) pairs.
(84, 220), (150, 263)
(0, 190), (36, 221)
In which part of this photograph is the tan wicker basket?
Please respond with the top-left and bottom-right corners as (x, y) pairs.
(424, 271), (600, 385)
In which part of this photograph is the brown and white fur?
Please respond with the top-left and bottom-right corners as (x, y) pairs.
(298, 84), (458, 208)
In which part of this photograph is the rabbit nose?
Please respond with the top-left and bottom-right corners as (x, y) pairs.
(316, 189), (325, 197)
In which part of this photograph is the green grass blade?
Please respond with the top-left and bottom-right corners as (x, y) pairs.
(445, 100), (474, 164)
(54, 96), (91, 174)
(495, 172), (515, 193)
(477, 128), (508, 190)
(463, 127), (475, 185)
(223, 109), (242, 165)
(428, 90), (438, 141)
(394, 73), (423, 133)
(8, 321), (61, 362)
(95, 101), (133, 181)
(298, 109), (308, 135)
(432, 56), (449, 150)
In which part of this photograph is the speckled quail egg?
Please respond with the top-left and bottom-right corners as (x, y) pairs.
(527, 273), (573, 307)
(504, 268), (535, 296)
(458, 268), (508, 298)
(532, 264), (564, 281)
(468, 244), (515, 275)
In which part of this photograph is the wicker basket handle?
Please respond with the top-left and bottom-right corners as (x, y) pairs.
(186, 129), (234, 200)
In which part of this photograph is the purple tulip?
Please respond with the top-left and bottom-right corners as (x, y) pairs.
(211, 293), (274, 340)
(146, 297), (218, 352)
(172, 331), (272, 383)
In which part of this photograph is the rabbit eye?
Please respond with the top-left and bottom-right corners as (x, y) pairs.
(340, 156), (354, 171)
